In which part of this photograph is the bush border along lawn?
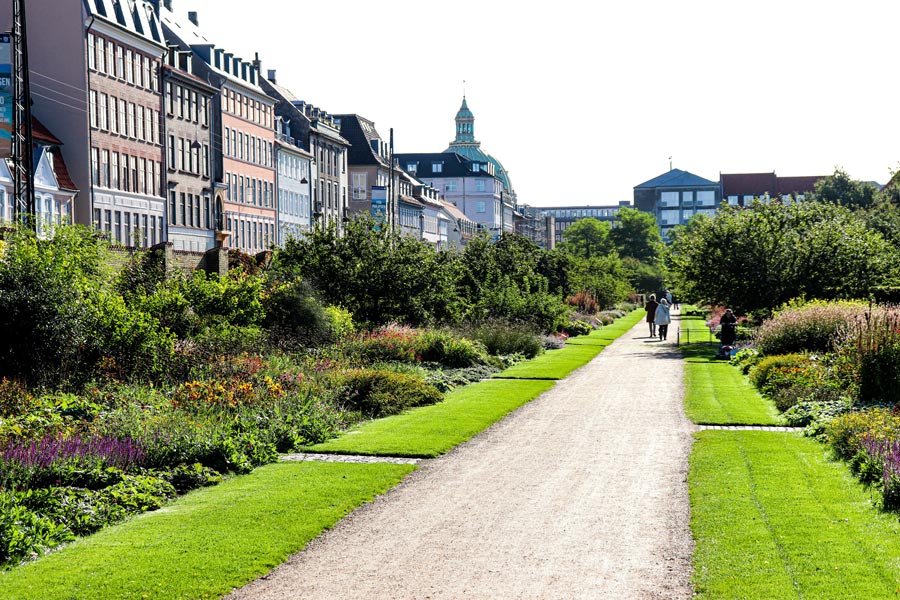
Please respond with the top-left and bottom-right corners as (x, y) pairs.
(307, 310), (643, 457)
(0, 461), (414, 600)
(678, 308), (780, 426)
(303, 379), (555, 457)
(495, 309), (646, 379)
(691, 431), (900, 599)
(681, 344), (781, 425)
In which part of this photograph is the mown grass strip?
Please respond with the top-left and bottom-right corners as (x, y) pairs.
(691, 431), (900, 599)
(681, 343), (781, 425)
(303, 379), (555, 458)
(496, 310), (646, 378)
(0, 462), (414, 600)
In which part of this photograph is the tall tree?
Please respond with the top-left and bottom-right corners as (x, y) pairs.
(609, 207), (663, 262)
(560, 218), (615, 259)
(814, 167), (878, 208)
(668, 201), (898, 314)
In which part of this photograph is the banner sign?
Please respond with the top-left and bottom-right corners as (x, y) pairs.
(371, 185), (387, 227)
(0, 34), (11, 159)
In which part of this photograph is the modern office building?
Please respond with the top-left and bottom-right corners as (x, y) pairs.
(634, 169), (720, 237)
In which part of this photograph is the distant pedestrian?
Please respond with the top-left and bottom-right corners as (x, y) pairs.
(720, 308), (738, 346)
(664, 289), (674, 305)
(645, 294), (659, 338)
(656, 298), (672, 340)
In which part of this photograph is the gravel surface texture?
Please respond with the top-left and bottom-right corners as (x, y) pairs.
(228, 321), (696, 600)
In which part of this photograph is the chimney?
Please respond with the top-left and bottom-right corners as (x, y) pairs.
(267, 69), (276, 84)
(187, 11), (199, 26)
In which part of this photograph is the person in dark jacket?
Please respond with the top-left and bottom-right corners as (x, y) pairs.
(645, 294), (659, 338)
(720, 308), (738, 346)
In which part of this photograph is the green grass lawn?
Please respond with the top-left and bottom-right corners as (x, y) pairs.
(0, 461), (414, 600)
(681, 344), (781, 425)
(496, 309), (646, 378)
(303, 378), (556, 457)
(691, 430), (900, 599)
(676, 305), (717, 346)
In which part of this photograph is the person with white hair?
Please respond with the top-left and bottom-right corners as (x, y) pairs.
(655, 297), (672, 340)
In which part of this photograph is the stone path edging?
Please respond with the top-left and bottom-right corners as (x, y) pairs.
(281, 453), (423, 465)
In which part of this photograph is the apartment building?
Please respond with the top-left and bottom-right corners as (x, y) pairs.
(6, 0), (168, 246)
(161, 7), (277, 254)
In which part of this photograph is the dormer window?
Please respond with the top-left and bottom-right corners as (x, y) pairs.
(407, 162), (418, 174)
(472, 163), (480, 173)
(432, 162), (443, 173)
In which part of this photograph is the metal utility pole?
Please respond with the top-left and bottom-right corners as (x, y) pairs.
(389, 127), (395, 231)
(11, 0), (34, 229)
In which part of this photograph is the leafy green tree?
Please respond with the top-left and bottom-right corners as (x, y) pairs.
(560, 218), (615, 259)
(668, 201), (898, 314)
(621, 256), (667, 295)
(275, 219), (464, 326)
(813, 167), (878, 208)
(609, 207), (663, 262)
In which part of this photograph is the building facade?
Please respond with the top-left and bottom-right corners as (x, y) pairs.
(162, 49), (217, 252)
(260, 69), (349, 232)
(515, 204), (556, 249)
(274, 127), (313, 244)
(161, 7), (277, 255)
(396, 152), (503, 232)
(535, 203), (630, 245)
(444, 97), (517, 232)
(720, 172), (825, 206)
(634, 169), (720, 237)
(336, 114), (395, 227)
(8, 0), (168, 247)
(0, 119), (78, 235)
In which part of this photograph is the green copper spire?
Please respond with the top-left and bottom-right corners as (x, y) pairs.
(455, 96), (476, 143)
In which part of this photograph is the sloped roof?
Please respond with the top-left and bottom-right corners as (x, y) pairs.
(396, 152), (496, 180)
(721, 172), (777, 197)
(335, 114), (390, 168)
(85, 0), (165, 45)
(32, 117), (63, 146)
(635, 168), (718, 189)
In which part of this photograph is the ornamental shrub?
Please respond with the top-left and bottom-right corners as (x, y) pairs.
(263, 280), (333, 346)
(835, 305), (900, 405)
(754, 300), (867, 356)
(826, 408), (900, 460)
(334, 369), (443, 418)
(458, 321), (544, 359)
(749, 354), (811, 390)
(0, 491), (73, 566)
(416, 330), (487, 368)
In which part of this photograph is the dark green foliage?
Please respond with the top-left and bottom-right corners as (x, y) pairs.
(609, 207), (663, 262)
(559, 218), (615, 259)
(0, 226), (106, 389)
(335, 369), (443, 418)
(668, 201), (898, 315)
(858, 343), (900, 405)
(263, 280), (333, 346)
(276, 220), (463, 327)
(813, 167), (878, 209)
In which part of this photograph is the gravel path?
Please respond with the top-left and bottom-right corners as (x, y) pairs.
(228, 321), (697, 600)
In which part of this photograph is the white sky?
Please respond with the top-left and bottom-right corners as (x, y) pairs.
(178, 0), (900, 206)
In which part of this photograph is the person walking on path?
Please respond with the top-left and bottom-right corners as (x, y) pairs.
(645, 294), (660, 338)
(228, 320), (696, 600)
(656, 297), (672, 340)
